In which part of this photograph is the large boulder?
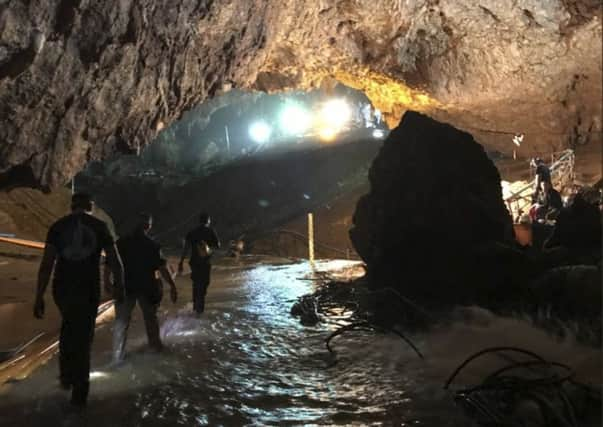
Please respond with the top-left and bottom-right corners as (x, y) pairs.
(350, 111), (515, 305)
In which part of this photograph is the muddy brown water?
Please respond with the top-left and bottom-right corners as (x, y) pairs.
(0, 256), (600, 426)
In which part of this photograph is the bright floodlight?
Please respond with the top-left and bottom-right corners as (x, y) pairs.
(372, 129), (386, 139)
(249, 121), (271, 144)
(280, 104), (311, 135)
(318, 127), (338, 142)
(320, 99), (352, 128)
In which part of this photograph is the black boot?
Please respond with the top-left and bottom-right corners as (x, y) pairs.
(70, 381), (89, 408)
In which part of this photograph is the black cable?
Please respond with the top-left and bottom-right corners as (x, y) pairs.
(444, 346), (548, 390)
(446, 347), (595, 427)
(378, 326), (424, 360)
(483, 360), (574, 386)
(556, 387), (578, 427)
(325, 321), (375, 354)
(455, 392), (504, 424)
(323, 320), (424, 369)
(518, 390), (576, 427)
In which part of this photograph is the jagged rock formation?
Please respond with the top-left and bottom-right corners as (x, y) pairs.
(0, 0), (601, 188)
(350, 111), (517, 304)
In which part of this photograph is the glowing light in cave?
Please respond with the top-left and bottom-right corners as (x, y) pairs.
(249, 121), (272, 144)
(318, 127), (338, 142)
(313, 98), (353, 142)
(320, 99), (352, 128)
(279, 103), (311, 135)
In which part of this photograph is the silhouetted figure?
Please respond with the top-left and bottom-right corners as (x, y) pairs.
(531, 157), (551, 202)
(178, 213), (220, 315)
(34, 193), (124, 407)
(532, 180), (563, 221)
(228, 238), (245, 259)
(108, 213), (177, 364)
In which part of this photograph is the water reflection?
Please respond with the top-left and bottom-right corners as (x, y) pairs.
(0, 258), (599, 426)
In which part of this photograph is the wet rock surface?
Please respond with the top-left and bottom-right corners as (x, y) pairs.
(0, 1), (601, 188)
(350, 111), (515, 305)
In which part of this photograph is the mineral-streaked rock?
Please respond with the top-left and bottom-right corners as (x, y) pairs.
(0, 1), (601, 188)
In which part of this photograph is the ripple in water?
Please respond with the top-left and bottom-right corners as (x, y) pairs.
(0, 259), (600, 426)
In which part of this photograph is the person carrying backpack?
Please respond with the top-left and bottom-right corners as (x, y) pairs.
(34, 193), (124, 407)
(178, 212), (220, 316)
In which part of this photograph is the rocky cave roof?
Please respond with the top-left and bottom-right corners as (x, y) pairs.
(0, 0), (601, 188)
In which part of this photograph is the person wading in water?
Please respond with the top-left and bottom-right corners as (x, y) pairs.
(108, 213), (178, 364)
(178, 212), (220, 316)
(34, 193), (124, 407)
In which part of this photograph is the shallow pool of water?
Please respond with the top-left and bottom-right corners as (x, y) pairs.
(0, 257), (600, 426)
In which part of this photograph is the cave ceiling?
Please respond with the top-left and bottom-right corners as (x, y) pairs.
(0, 0), (601, 188)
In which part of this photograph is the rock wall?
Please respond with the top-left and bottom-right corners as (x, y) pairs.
(0, 1), (601, 188)
(0, 186), (116, 240)
(0, 0), (272, 188)
(350, 111), (515, 304)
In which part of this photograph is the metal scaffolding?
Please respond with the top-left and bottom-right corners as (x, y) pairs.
(504, 149), (575, 220)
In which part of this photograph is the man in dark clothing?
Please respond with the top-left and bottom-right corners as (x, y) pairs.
(531, 157), (552, 202)
(534, 180), (563, 220)
(109, 213), (178, 364)
(178, 213), (220, 315)
(34, 193), (124, 407)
